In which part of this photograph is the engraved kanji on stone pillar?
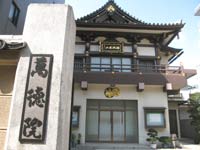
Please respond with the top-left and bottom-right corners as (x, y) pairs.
(19, 54), (53, 143)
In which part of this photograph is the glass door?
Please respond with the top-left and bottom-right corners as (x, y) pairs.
(86, 100), (138, 143)
(113, 111), (125, 141)
(99, 111), (111, 141)
(86, 110), (99, 141)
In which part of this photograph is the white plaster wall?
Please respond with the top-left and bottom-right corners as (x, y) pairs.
(93, 36), (106, 43)
(73, 84), (170, 144)
(137, 47), (155, 56)
(90, 45), (99, 52)
(138, 85), (170, 143)
(159, 52), (172, 65)
(138, 38), (151, 45)
(124, 46), (132, 53)
(75, 44), (85, 54)
(116, 37), (129, 43)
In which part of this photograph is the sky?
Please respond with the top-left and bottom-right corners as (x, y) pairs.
(65, 0), (200, 88)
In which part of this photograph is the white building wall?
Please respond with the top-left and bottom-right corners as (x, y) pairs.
(137, 47), (155, 56)
(160, 55), (169, 65)
(73, 83), (170, 144)
(75, 44), (85, 54)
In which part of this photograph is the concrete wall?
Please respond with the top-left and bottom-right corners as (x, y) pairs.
(73, 83), (170, 144)
(0, 0), (64, 35)
(0, 66), (16, 150)
(5, 4), (75, 150)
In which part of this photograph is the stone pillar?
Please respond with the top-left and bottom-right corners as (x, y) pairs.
(5, 4), (76, 150)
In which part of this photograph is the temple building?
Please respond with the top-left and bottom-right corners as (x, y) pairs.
(0, 0), (197, 149)
(71, 0), (196, 145)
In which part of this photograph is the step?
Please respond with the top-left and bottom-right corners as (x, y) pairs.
(72, 143), (152, 150)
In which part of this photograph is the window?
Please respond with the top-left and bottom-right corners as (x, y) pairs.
(8, 2), (20, 26)
(122, 58), (131, 72)
(74, 57), (84, 71)
(91, 57), (101, 71)
(101, 57), (110, 72)
(90, 57), (132, 72)
(112, 57), (121, 71)
(72, 106), (80, 128)
(144, 107), (166, 128)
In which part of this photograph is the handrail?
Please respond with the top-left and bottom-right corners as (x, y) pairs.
(74, 62), (183, 74)
(168, 93), (183, 101)
(168, 93), (183, 98)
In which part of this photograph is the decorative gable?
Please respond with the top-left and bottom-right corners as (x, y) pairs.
(76, 0), (184, 31)
(77, 0), (144, 24)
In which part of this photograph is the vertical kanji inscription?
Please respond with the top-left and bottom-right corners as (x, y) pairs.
(19, 54), (53, 143)
(31, 56), (48, 78)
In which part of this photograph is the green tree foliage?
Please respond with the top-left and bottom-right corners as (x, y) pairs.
(190, 92), (200, 101)
(188, 92), (200, 144)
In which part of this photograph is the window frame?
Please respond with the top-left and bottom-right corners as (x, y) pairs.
(90, 56), (132, 72)
(144, 107), (166, 128)
(72, 106), (80, 128)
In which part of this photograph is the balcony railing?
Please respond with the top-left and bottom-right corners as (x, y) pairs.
(74, 62), (183, 74)
(168, 93), (184, 101)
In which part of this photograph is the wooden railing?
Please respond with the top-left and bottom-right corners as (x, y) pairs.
(74, 62), (183, 74)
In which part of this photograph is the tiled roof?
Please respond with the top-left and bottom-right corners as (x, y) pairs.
(76, 0), (184, 29)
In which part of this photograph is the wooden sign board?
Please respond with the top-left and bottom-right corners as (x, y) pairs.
(100, 42), (123, 53)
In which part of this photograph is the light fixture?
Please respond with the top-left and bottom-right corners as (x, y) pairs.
(163, 83), (172, 92)
(81, 81), (88, 90)
(137, 82), (144, 92)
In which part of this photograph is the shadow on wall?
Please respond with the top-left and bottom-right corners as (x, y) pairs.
(0, 66), (17, 94)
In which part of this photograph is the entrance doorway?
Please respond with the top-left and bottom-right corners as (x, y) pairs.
(86, 100), (138, 143)
(99, 110), (125, 142)
(169, 110), (178, 136)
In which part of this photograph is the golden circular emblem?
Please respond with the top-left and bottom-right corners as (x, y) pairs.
(112, 87), (120, 96)
(104, 87), (114, 98)
(104, 86), (120, 98)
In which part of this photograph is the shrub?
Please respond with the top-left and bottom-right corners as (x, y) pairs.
(146, 128), (159, 144)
